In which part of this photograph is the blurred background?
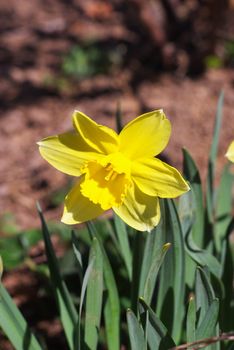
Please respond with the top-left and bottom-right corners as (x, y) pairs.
(0, 1), (234, 348)
(1, 0), (234, 230)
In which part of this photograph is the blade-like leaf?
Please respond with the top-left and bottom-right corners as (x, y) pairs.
(114, 214), (132, 280)
(37, 204), (77, 350)
(87, 222), (120, 350)
(0, 256), (3, 279)
(84, 238), (103, 350)
(143, 243), (171, 305)
(139, 298), (175, 350)
(186, 296), (196, 343)
(156, 199), (185, 343)
(182, 148), (204, 248)
(196, 299), (219, 340)
(179, 190), (222, 279)
(71, 231), (83, 284)
(131, 232), (145, 313)
(195, 267), (215, 327)
(220, 219), (234, 331)
(206, 91), (224, 225)
(115, 101), (123, 133)
(78, 258), (94, 349)
(214, 164), (233, 252)
(127, 309), (146, 350)
(139, 221), (164, 299)
(0, 282), (42, 350)
(195, 267), (220, 350)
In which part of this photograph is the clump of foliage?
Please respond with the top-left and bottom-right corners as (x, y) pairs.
(62, 44), (110, 79)
(0, 93), (233, 350)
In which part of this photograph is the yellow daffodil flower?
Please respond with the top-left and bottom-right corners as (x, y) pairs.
(38, 110), (189, 231)
(225, 141), (234, 163)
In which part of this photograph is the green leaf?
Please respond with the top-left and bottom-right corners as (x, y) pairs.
(186, 296), (196, 343)
(115, 102), (123, 133)
(71, 231), (83, 284)
(139, 298), (175, 350)
(182, 148), (204, 248)
(78, 257), (94, 349)
(195, 267), (215, 327)
(142, 243), (171, 305)
(0, 236), (26, 269)
(0, 256), (3, 279)
(214, 164), (233, 252)
(206, 91), (224, 224)
(131, 232), (145, 313)
(156, 199), (185, 343)
(181, 149), (205, 288)
(84, 238), (103, 350)
(195, 267), (220, 350)
(139, 222), (163, 299)
(127, 309), (146, 350)
(196, 298), (219, 340)
(87, 222), (120, 350)
(220, 220), (234, 331)
(179, 190), (222, 279)
(37, 204), (78, 350)
(114, 214), (132, 280)
(0, 282), (42, 350)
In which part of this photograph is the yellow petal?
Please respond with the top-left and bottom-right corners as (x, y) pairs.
(119, 110), (171, 159)
(113, 183), (161, 232)
(73, 111), (119, 155)
(38, 132), (104, 176)
(131, 158), (190, 198)
(62, 179), (105, 224)
(225, 140), (234, 163)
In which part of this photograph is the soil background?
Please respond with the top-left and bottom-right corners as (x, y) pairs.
(0, 0), (234, 349)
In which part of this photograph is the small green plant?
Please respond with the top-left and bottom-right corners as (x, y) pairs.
(43, 42), (125, 92)
(205, 55), (223, 69)
(0, 213), (19, 235)
(62, 43), (122, 80)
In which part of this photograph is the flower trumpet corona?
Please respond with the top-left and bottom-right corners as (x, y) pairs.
(38, 110), (189, 231)
(225, 141), (234, 163)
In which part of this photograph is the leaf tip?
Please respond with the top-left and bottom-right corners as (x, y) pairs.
(163, 242), (171, 252)
(0, 256), (3, 280)
(36, 201), (42, 213)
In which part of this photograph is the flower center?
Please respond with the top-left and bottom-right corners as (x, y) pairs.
(104, 163), (118, 181)
(80, 153), (131, 210)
